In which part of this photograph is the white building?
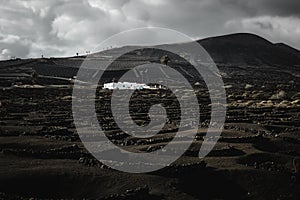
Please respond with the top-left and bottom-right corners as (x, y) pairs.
(103, 82), (151, 90)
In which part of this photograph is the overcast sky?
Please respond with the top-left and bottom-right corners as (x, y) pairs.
(1, 0), (300, 60)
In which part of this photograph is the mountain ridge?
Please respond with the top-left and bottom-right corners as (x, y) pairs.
(196, 33), (300, 67)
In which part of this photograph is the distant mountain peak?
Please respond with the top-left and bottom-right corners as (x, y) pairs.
(198, 33), (273, 46)
(194, 33), (300, 67)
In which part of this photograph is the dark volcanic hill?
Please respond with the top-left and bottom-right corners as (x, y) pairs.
(96, 33), (300, 69)
(198, 33), (300, 67)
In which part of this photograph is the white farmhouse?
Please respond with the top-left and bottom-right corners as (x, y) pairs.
(103, 82), (151, 90)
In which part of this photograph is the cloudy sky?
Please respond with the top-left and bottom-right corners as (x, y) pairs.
(1, 0), (300, 60)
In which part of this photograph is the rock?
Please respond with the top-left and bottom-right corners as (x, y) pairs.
(270, 90), (286, 100)
(61, 95), (72, 100)
(291, 99), (300, 105)
(276, 100), (290, 108)
(245, 84), (253, 89)
(224, 85), (233, 89)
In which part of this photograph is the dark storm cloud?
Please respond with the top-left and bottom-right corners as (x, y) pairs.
(224, 0), (300, 17)
(0, 0), (300, 60)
